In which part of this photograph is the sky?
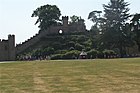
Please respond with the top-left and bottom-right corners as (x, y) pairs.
(0, 0), (139, 44)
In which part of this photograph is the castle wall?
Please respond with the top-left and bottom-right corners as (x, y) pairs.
(0, 35), (15, 61)
(16, 32), (47, 54)
(16, 16), (86, 54)
(0, 40), (9, 61)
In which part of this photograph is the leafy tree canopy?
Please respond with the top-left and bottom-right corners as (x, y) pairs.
(31, 4), (61, 32)
(88, 10), (102, 25)
(69, 15), (85, 25)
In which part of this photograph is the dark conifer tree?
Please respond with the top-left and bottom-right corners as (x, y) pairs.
(102, 0), (132, 57)
(131, 14), (140, 51)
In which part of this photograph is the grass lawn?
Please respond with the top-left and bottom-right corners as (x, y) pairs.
(0, 58), (140, 93)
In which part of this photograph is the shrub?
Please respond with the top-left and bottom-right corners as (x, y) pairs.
(87, 49), (99, 58)
(42, 47), (54, 56)
(75, 43), (85, 51)
(103, 49), (116, 58)
(51, 54), (63, 60)
(66, 41), (75, 48)
(63, 50), (80, 59)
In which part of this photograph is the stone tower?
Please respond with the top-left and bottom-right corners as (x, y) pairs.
(62, 16), (68, 26)
(0, 35), (15, 61)
(8, 35), (15, 61)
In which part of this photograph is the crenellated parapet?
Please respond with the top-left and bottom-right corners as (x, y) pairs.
(16, 33), (41, 54)
(16, 33), (39, 47)
(0, 34), (15, 61)
(16, 16), (86, 55)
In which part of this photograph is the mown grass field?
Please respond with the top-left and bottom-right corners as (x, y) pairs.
(0, 58), (140, 93)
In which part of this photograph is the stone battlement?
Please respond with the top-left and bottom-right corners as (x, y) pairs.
(0, 35), (15, 61)
(16, 16), (86, 54)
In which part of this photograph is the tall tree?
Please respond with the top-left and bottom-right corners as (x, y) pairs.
(101, 0), (132, 57)
(31, 4), (61, 32)
(88, 11), (105, 50)
(88, 10), (102, 26)
(88, 11), (103, 35)
(131, 14), (140, 51)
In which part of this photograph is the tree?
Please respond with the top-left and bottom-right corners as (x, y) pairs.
(88, 10), (105, 50)
(101, 0), (132, 57)
(88, 10), (103, 34)
(69, 15), (85, 25)
(31, 4), (61, 32)
(88, 10), (102, 26)
(70, 15), (80, 24)
(87, 49), (98, 58)
(131, 14), (140, 51)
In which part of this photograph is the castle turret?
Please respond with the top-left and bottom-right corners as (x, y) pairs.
(62, 16), (68, 26)
(8, 34), (15, 60)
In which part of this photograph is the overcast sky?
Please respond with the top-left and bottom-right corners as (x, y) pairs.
(0, 0), (139, 44)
